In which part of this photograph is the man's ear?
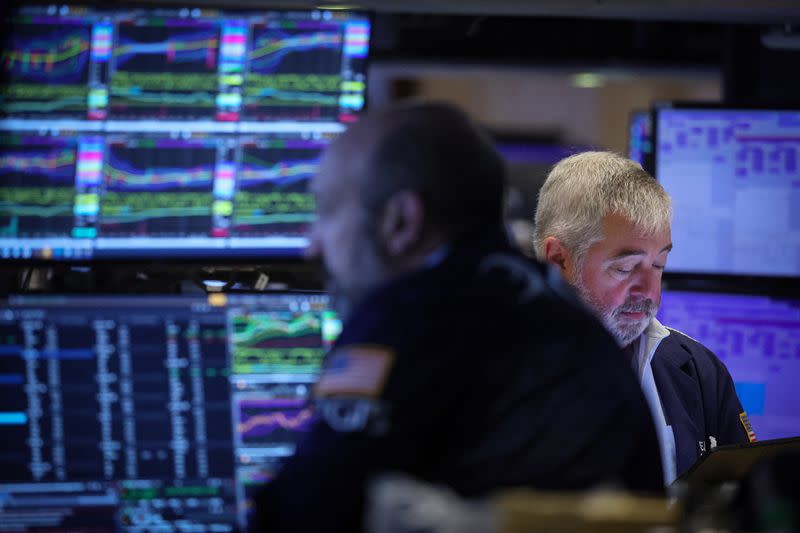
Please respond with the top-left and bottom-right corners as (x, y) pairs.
(543, 236), (573, 277)
(379, 190), (425, 257)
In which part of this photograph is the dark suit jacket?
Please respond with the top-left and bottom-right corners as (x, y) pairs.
(652, 329), (752, 477)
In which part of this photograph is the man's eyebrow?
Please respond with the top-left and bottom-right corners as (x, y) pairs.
(608, 243), (673, 260)
(608, 249), (646, 260)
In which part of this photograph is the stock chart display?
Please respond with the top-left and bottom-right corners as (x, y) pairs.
(110, 21), (221, 119)
(0, 5), (371, 261)
(658, 290), (800, 441)
(0, 21), (98, 118)
(0, 128), (337, 260)
(1, 6), (368, 123)
(0, 293), (339, 531)
(233, 136), (324, 238)
(101, 136), (217, 237)
(0, 133), (78, 240)
(655, 107), (800, 277)
(230, 309), (326, 376)
(243, 21), (365, 121)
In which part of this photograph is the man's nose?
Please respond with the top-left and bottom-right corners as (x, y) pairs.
(630, 268), (658, 299)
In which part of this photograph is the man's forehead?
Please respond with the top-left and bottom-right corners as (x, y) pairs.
(596, 214), (671, 256)
(601, 235), (672, 260)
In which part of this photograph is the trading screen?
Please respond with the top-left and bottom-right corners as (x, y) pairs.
(628, 110), (652, 170)
(658, 289), (800, 441)
(655, 107), (800, 277)
(0, 293), (340, 531)
(0, 5), (371, 261)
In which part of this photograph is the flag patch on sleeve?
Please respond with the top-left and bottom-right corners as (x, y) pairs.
(739, 411), (757, 443)
(314, 345), (394, 398)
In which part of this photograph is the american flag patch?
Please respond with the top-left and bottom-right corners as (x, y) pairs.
(740, 411), (757, 443)
(314, 345), (394, 398)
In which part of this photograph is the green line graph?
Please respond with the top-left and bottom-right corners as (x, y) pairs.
(246, 74), (341, 92)
(110, 89), (215, 107)
(110, 71), (217, 91)
(0, 187), (74, 205)
(231, 311), (325, 375)
(234, 191), (314, 215)
(232, 213), (314, 226)
(99, 206), (212, 224)
(0, 96), (87, 113)
(233, 312), (321, 343)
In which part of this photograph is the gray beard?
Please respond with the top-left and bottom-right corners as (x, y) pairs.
(571, 274), (657, 348)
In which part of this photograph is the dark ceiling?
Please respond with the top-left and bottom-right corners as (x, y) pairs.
(370, 14), (733, 68)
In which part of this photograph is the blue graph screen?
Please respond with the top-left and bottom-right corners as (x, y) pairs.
(657, 289), (800, 441)
(655, 107), (800, 277)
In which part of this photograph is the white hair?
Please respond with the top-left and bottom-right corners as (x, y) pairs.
(533, 151), (672, 266)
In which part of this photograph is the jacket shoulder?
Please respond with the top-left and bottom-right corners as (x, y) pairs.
(662, 327), (726, 370)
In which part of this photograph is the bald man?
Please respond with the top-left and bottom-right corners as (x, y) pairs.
(252, 102), (664, 532)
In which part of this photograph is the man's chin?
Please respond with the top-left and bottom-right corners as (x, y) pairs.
(610, 316), (651, 346)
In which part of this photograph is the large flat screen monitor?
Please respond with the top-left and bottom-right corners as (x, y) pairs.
(0, 4), (371, 262)
(657, 289), (800, 441)
(0, 293), (340, 531)
(654, 106), (800, 277)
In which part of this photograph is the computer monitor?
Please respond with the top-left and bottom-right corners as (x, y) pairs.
(0, 293), (341, 530)
(628, 110), (652, 171)
(653, 105), (800, 277)
(657, 289), (800, 441)
(0, 4), (371, 262)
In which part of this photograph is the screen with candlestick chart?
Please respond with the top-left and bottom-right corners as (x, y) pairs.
(0, 292), (340, 531)
(0, 5), (371, 262)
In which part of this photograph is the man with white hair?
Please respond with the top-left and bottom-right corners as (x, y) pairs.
(534, 151), (753, 484)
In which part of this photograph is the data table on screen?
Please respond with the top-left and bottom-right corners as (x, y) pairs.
(658, 290), (800, 441)
(0, 293), (339, 531)
(655, 108), (800, 277)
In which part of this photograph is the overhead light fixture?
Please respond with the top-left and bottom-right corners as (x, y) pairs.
(572, 73), (606, 89)
(317, 4), (361, 10)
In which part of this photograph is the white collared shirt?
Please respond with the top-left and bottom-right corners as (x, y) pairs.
(633, 317), (678, 485)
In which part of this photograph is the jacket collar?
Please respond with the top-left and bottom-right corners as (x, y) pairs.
(645, 317), (694, 369)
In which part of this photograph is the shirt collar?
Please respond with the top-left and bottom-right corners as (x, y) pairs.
(643, 316), (670, 341)
(633, 316), (671, 379)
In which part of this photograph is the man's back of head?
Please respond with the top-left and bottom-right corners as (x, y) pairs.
(307, 101), (508, 315)
(346, 101), (507, 235)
